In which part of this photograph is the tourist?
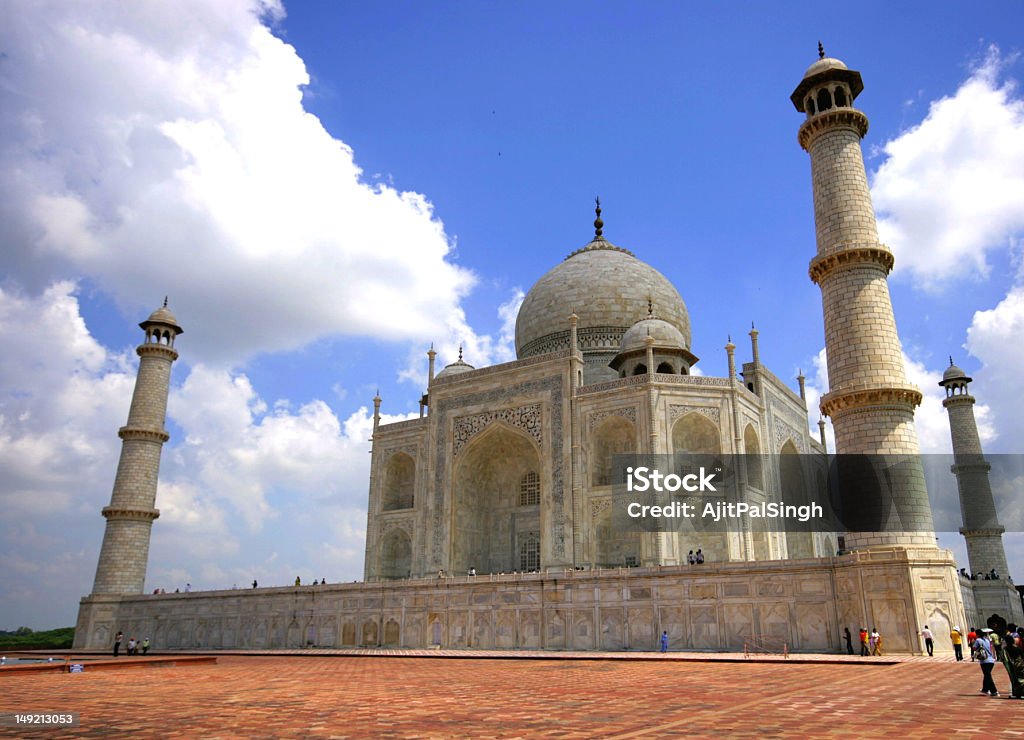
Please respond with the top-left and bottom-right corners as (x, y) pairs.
(695, 549), (704, 564)
(660, 631), (669, 653)
(843, 627), (853, 655)
(185, 583), (192, 593)
(469, 567), (477, 576)
(252, 579), (258, 589)
(1000, 625), (1024, 699)
(920, 625), (934, 657)
(687, 550), (695, 565)
(967, 627), (978, 659)
(142, 637), (150, 655)
(321, 577), (326, 584)
(127, 637), (136, 655)
(989, 628), (1003, 661)
(113, 630), (123, 657)
(295, 576), (301, 586)
(869, 628), (881, 656)
(950, 626), (964, 661)
(973, 628), (999, 696)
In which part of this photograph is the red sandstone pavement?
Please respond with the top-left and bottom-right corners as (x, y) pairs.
(1, 652), (1020, 738)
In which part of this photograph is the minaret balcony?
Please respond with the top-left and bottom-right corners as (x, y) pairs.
(101, 505), (160, 522)
(798, 107), (869, 150)
(118, 425), (171, 443)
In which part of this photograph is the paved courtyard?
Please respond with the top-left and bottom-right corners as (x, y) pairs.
(1, 652), (1019, 737)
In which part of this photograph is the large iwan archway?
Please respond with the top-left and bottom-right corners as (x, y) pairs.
(452, 424), (541, 574)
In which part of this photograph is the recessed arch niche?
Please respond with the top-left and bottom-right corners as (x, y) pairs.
(452, 424), (541, 574)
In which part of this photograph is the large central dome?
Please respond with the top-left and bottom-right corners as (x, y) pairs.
(515, 233), (691, 381)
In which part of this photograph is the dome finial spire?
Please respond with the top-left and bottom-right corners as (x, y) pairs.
(818, 41), (825, 60)
(647, 296), (653, 317)
(163, 296), (168, 308)
(594, 197), (603, 238)
(458, 344), (463, 362)
(949, 355), (955, 367)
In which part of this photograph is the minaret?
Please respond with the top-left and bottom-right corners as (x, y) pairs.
(91, 300), (182, 594)
(792, 45), (934, 549)
(939, 360), (1009, 579)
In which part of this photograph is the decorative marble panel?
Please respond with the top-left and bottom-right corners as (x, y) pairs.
(669, 404), (721, 425)
(453, 404), (542, 456)
(588, 407), (637, 430)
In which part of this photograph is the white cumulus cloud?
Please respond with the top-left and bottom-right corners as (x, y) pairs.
(0, 0), (496, 365)
(872, 46), (1024, 286)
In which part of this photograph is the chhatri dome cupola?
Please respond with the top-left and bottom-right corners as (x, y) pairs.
(140, 297), (183, 347)
(790, 42), (864, 119)
(610, 300), (699, 377)
(435, 345), (476, 379)
(938, 356), (973, 398)
(514, 200), (692, 383)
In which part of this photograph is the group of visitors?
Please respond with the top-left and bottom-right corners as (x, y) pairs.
(969, 623), (1024, 698)
(939, 623), (1023, 698)
(850, 627), (883, 656)
(293, 576), (328, 586)
(958, 567), (1009, 582)
(686, 549), (704, 565)
(848, 627), (884, 656)
(111, 631), (149, 657)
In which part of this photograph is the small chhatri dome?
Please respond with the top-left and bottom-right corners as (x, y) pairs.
(940, 356), (971, 385)
(436, 345), (476, 379)
(609, 300), (698, 376)
(618, 308), (687, 354)
(790, 44), (864, 112)
(139, 298), (183, 334)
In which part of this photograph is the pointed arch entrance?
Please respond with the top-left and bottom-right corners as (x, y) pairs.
(452, 423), (542, 574)
(672, 411), (728, 562)
(781, 440), (814, 559)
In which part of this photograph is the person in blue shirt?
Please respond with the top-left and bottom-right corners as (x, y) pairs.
(973, 628), (1000, 697)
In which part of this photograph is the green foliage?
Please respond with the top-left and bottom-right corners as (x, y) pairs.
(0, 627), (75, 649)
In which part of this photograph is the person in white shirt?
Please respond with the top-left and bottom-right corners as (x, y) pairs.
(920, 625), (934, 656)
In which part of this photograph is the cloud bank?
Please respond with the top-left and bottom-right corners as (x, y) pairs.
(0, 0), (494, 364)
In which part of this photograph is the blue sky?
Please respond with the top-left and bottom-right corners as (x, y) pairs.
(2, 1), (1023, 629)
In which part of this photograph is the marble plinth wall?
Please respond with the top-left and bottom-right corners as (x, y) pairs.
(962, 578), (1024, 629)
(75, 549), (964, 655)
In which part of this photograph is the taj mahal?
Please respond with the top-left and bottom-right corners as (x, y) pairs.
(74, 50), (1022, 653)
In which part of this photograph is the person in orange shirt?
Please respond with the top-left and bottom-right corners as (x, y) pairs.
(859, 628), (869, 656)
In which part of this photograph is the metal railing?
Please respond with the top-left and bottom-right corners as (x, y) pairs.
(743, 635), (789, 659)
